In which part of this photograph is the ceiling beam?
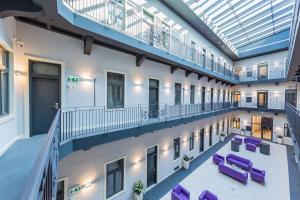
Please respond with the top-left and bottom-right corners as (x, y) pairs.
(185, 70), (193, 77)
(136, 54), (147, 67)
(83, 35), (94, 55)
(198, 74), (204, 80)
(171, 65), (179, 74)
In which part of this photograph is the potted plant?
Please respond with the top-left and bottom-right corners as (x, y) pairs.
(220, 133), (225, 142)
(183, 155), (190, 169)
(277, 135), (283, 144)
(133, 180), (145, 200)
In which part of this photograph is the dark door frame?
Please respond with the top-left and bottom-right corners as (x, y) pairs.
(257, 90), (268, 108)
(146, 145), (158, 188)
(199, 128), (204, 152)
(149, 78), (159, 118)
(251, 115), (273, 140)
(257, 63), (268, 80)
(29, 60), (61, 136)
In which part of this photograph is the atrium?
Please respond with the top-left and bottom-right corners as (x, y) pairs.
(0, 0), (299, 200)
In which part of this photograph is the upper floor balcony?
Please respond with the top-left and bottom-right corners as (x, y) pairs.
(234, 59), (288, 84)
(59, 0), (236, 83)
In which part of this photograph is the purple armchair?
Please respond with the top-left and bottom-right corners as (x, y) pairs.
(233, 137), (243, 145)
(250, 167), (265, 184)
(171, 184), (190, 200)
(226, 154), (253, 171)
(246, 143), (256, 152)
(244, 137), (261, 147)
(213, 153), (225, 165)
(199, 190), (218, 200)
(219, 161), (248, 184)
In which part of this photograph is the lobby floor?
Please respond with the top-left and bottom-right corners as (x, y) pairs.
(146, 135), (293, 200)
(161, 137), (289, 200)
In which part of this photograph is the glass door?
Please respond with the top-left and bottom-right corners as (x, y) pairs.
(258, 64), (268, 80)
(251, 115), (261, 138)
(149, 79), (159, 118)
(257, 91), (268, 108)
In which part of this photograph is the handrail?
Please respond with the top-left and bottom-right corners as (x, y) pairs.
(20, 110), (61, 200)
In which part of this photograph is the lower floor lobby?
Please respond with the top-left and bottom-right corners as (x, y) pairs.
(144, 135), (300, 200)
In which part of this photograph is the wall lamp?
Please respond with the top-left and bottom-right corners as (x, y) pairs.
(14, 70), (26, 76)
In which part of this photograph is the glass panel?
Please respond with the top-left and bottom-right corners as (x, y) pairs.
(173, 138), (180, 160)
(175, 83), (181, 105)
(107, 72), (124, 109)
(32, 62), (60, 76)
(190, 85), (195, 104)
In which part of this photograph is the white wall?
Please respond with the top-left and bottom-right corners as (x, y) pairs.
(0, 17), (22, 155)
(230, 111), (291, 144)
(58, 114), (230, 200)
(232, 82), (294, 109)
(233, 51), (288, 81)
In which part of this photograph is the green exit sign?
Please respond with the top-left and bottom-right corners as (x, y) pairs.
(69, 185), (82, 195)
(68, 76), (80, 83)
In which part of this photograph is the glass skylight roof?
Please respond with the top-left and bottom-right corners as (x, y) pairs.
(183, 0), (295, 49)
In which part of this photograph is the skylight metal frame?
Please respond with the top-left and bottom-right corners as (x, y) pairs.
(184, 0), (295, 49)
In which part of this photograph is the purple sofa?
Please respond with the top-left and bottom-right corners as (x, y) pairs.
(218, 161), (248, 184)
(250, 167), (265, 184)
(171, 184), (190, 200)
(226, 154), (253, 171)
(233, 137), (243, 145)
(213, 153), (225, 165)
(246, 143), (256, 152)
(199, 190), (218, 200)
(244, 137), (261, 147)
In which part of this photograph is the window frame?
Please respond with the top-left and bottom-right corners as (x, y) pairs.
(173, 137), (181, 160)
(175, 82), (182, 105)
(189, 132), (195, 151)
(0, 47), (10, 117)
(104, 157), (126, 200)
(106, 71), (125, 109)
(231, 118), (240, 129)
(190, 84), (195, 104)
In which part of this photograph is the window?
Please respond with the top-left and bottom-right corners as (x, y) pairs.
(107, 72), (124, 109)
(210, 54), (214, 70)
(247, 70), (252, 77)
(284, 123), (290, 137)
(246, 97), (252, 103)
(216, 123), (219, 135)
(106, 158), (124, 199)
(175, 83), (181, 105)
(231, 118), (240, 129)
(190, 85), (195, 104)
(202, 48), (206, 67)
(191, 41), (196, 62)
(56, 178), (67, 200)
(0, 48), (9, 116)
(173, 137), (180, 160)
(222, 120), (225, 132)
(161, 22), (170, 49)
(189, 132), (194, 151)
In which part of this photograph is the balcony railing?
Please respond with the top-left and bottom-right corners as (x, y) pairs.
(62, 0), (234, 79)
(61, 102), (232, 143)
(285, 103), (300, 155)
(21, 110), (60, 200)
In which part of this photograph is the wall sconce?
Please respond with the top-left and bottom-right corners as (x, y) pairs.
(83, 182), (93, 189)
(133, 159), (143, 166)
(14, 70), (26, 76)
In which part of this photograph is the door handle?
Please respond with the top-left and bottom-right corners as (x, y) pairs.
(53, 102), (59, 110)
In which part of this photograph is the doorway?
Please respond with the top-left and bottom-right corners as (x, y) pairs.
(209, 125), (212, 146)
(201, 87), (205, 111)
(257, 91), (268, 108)
(258, 64), (268, 80)
(149, 79), (159, 118)
(29, 60), (61, 136)
(233, 91), (241, 107)
(199, 128), (204, 152)
(251, 115), (273, 140)
(147, 145), (157, 187)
